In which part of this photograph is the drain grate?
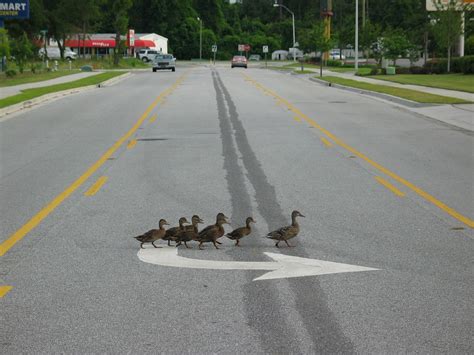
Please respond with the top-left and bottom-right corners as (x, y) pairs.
(451, 227), (465, 230)
(328, 101), (347, 104)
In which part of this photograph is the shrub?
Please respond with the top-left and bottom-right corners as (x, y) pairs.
(395, 67), (411, 74)
(409, 66), (428, 74)
(5, 69), (16, 77)
(327, 59), (342, 67)
(424, 56), (474, 74)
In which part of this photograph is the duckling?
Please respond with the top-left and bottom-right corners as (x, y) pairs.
(226, 217), (256, 246)
(267, 210), (305, 247)
(197, 213), (229, 250)
(176, 215), (204, 248)
(163, 217), (189, 246)
(134, 219), (169, 249)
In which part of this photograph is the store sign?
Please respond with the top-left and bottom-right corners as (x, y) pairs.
(127, 29), (135, 47)
(426, 0), (473, 11)
(0, 0), (29, 18)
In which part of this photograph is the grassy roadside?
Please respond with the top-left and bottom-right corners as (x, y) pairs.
(0, 71), (127, 109)
(366, 74), (474, 93)
(318, 76), (471, 104)
(0, 70), (81, 87)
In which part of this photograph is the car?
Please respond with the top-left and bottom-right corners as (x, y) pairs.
(38, 47), (77, 60)
(329, 50), (345, 60)
(231, 55), (247, 68)
(137, 49), (160, 62)
(249, 54), (261, 61)
(152, 54), (176, 72)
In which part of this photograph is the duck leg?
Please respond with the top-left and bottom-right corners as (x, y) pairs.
(284, 240), (294, 247)
(167, 240), (171, 246)
(141, 242), (145, 249)
(184, 241), (191, 249)
(175, 241), (182, 247)
(212, 240), (220, 249)
(275, 241), (280, 248)
(198, 242), (204, 250)
(216, 240), (222, 245)
(235, 240), (240, 247)
(152, 241), (158, 248)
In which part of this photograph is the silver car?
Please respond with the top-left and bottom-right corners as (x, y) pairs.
(152, 54), (176, 72)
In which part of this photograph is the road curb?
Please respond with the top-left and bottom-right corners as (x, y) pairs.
(0, 72), (132, 121)
(308, 76), (426, 108)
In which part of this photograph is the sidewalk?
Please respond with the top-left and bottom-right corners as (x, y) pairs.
(0, 71), (102, 99)
(323, 69), (474, 102)
(302, 69), (474, 132)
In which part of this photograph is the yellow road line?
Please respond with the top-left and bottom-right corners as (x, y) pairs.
(127, 139), (137, 149)
(293, 115), (301, 122)
(149, 114), (157, 123)
(375, 176), (406, 197)
(0, 286), (13, 298)
(84, 176), (108, 196)
(0, 74), (187, 257)
(243, 73), (474, 228)
(321, 137), (332, 147)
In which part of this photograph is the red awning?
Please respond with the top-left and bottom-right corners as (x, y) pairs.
(65, 39), (116, 48)
(132, 39), (155, 48)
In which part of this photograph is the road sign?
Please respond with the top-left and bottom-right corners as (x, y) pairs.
(244, 44), (251, 52)
(0, 0), (29, 19)
(238, 44), (245, 51)
(211, 44), (217, 53)
(138, 246), (379, 281)
(263, 45), (269, 53)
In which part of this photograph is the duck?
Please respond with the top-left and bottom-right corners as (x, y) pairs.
(176, 215), (204, 248)
(267, 210), (305, 247)
(163, 217), (189, 246)
(226, 217), (256, 246)
(134, 219), (169, 249)
(197, 213), (229, 250)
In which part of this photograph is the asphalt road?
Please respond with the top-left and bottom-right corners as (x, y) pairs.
(1, 63), (473, 353)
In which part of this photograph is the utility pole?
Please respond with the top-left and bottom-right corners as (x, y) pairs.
(197, 17), (202, 61)
(355, 0), (359, 71)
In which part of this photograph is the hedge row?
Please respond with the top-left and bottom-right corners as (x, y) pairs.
(423, 56), (474, 74)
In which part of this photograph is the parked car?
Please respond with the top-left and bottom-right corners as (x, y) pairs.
(138, 49), (160, 62)
(329, 49), (345, 60)
(38, 47), (77, 60)
(249, 54), (261, 61)
(231, 55), (247, 68)
(152, 54), (176, 72)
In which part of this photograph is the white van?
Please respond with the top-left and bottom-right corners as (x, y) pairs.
(39, 47), (77, 60)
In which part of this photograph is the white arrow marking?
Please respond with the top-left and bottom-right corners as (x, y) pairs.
(137, 246), (379, 281)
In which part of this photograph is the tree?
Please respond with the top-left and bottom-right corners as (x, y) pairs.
(431, 0), (464, 72)
(383, 30), (412, 66)
(11, 32), (34, 73)
(0, 28), (11, 71)
(107, 0), (133, 66)
(359, 21), (380, 64)
(310, 22), (335, 77)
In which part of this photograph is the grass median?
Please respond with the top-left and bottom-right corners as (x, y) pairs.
(318, 76), (471, 104)
(0, 70), (81, 87)
(0, 71), (127, 109)
(366, 74), (474, 93)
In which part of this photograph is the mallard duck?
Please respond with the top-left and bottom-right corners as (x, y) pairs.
(134, 219), (169, 248)
(267, 210), (305, 247)
(176, 215), (204, 248)
(226, 217), (256, 246)
(163, 217), (189, 246)
(197, 213), (229, 250)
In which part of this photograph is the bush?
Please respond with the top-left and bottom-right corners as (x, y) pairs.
(409, 66), (428, 74)
(5, 69), (16, 77)
(395, 67), (411, 74)
(326, 59), (342, 67)
(424, 56), (474, 74)
(369, 67), (379, 75)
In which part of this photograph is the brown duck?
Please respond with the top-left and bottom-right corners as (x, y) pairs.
(267, 210), (305, 247)
(134, 219), (169, 248)
(176, 215), (204, 248)
(197, 213), (229, 250)
(163, 217), (189, 246)
(226, 217), (256, 246)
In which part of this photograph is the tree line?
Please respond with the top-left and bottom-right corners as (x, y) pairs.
(3, 0), (473, 63)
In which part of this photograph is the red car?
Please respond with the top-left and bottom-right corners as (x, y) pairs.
(231, 55), (248, 69)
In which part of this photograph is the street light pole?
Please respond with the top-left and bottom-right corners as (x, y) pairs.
(355, 0), (359, 71)
(273, 1), (296, 62)
(197, 17), (202, 61)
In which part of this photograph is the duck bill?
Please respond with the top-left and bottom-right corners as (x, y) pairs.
(300, 214), (305, 218)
